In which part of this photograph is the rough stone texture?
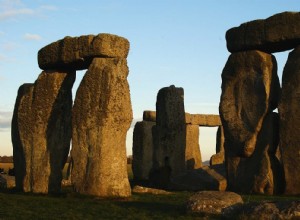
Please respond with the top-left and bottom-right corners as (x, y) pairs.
(170, 166), (227, 191)
(220, 50), (280, 158)
(226, 113), (284, 195)
(132, 121), (155, 181)
(226, 12), (300, 53)
(210, 126), (225, 166)
(71, 58), (132, 197)
(279, 46), (300, 195)
(224, 201), (300, 220)
(38, 34), (130, 70)
(132, 185), (172, 195)
(11, 83), (34, 192)
(185, 125), (202, 169)
(12, 71), (75, 193)
(150, 85), (186, 188)
(185, 113), (221, 126)
(0, 175), (7, 189)
(143, 111), (156, 122)
(143, 110), (221, 126)
(186, 191), (243, 217)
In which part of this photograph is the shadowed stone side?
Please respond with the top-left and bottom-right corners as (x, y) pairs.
(210, 126), (225, 166)
(38, 34), (130, 70)
(279, 46), (300, 195)
(12, 84), (34, 192)
(132, 121), (155, 181)
(12, 71), (75, 193)
(220, 50), (280, 158)
(226, 12), (300, 53)
(71, 58), (132, 197)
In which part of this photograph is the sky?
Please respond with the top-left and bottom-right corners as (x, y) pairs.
(0, 0), (299, 161)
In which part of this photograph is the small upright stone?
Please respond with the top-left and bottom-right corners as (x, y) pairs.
(279, 45), (300, 195)
(72, 58), (132, 197)
(185, 124), (202, 169)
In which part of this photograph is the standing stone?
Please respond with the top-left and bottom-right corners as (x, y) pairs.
(150, 85), (186, 188)
(11, 83), (34, 192)
(72, 58), (132, 197)
(12, 71), (75, 193)
(226, 113), (284, 194)
(279, 46), (300, 195)
(132, 121), (155, 181)
(185, 125), (202, 169)
(210, 126), (225, 166)
(220, 50), (280, 158)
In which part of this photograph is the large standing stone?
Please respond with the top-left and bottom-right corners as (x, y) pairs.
(12, 71), (75, 193)
(185, 124), (202, 169)
(71, 58), (132, 197)
(226, 113), (284, 194)
(220, 50), (280, 158)
(38, 34), (130, 70)
(279, 46), (300, 195)
(11, 83), (34, 192)
(226, 12), (300, 53)
(132, 121), (155, 181)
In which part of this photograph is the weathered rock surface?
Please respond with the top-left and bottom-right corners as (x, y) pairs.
(210, 126), (225, 166)
(170, 166), (227, 191)
(185, 125), (202, 169)
(132, 121), (155, 181)
(220, 50), (280, 158)
(226, 12), (300, 53)
(279, 46), (300, 195)
(186, 191), (243, 217)
(142, 111), (156, 122)
(12, 71), (75, 193)
(38, 34), (129, 70)
(224, 200), (300, 220)
(150, 85), (186, 188)
(226, 113), (284, 195)
(132, 185), (172, 195)
(185, 114), (221, 126)
(11, 83), (34, 192)
(71, 58), (132, 197)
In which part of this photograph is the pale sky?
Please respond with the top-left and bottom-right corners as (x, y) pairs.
(0, 0), (299, 160)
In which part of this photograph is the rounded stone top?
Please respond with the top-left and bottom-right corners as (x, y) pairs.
(38, 33), (130, 71)
(226, 11), (300, 53)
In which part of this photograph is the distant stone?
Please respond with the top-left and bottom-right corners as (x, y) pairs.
(210, 126), (225, 166)
(170, 166), (227, 191)
(143, 111), (156, 122)
(132, 121), (155, 181)
(220, 50), (280, 158)
(71, 58), (132, 197)
(12, 71), (75, 193)
(279, 45), (300, 195)
(152, 85), (186, 179)
(132, 185), (172, 195)
(185, 125), (202, 169)
(186, 191), (243, 217)
(0, 175), (7, 189)
(226, 12), (300, 53)
(185, 114), (221, 127)
(38, 34), (130, 70)
(224, 200), (300, 220)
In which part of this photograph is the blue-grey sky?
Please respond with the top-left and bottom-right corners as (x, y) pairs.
(0, 0), (299, 160)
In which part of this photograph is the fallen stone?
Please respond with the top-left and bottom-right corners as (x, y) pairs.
(132, 185), (172, 195)
(169, 166), (227, 191)
(38, 34), (130, 70)
(71, 58), (132, 197)
(224, 200), (300, 220)
(226, 12), (300, 53)
(220, 50), (280, 157)
(132, 121), (155, 181)
(186, 191), (243, 217)
(279, 45), (300, 195)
